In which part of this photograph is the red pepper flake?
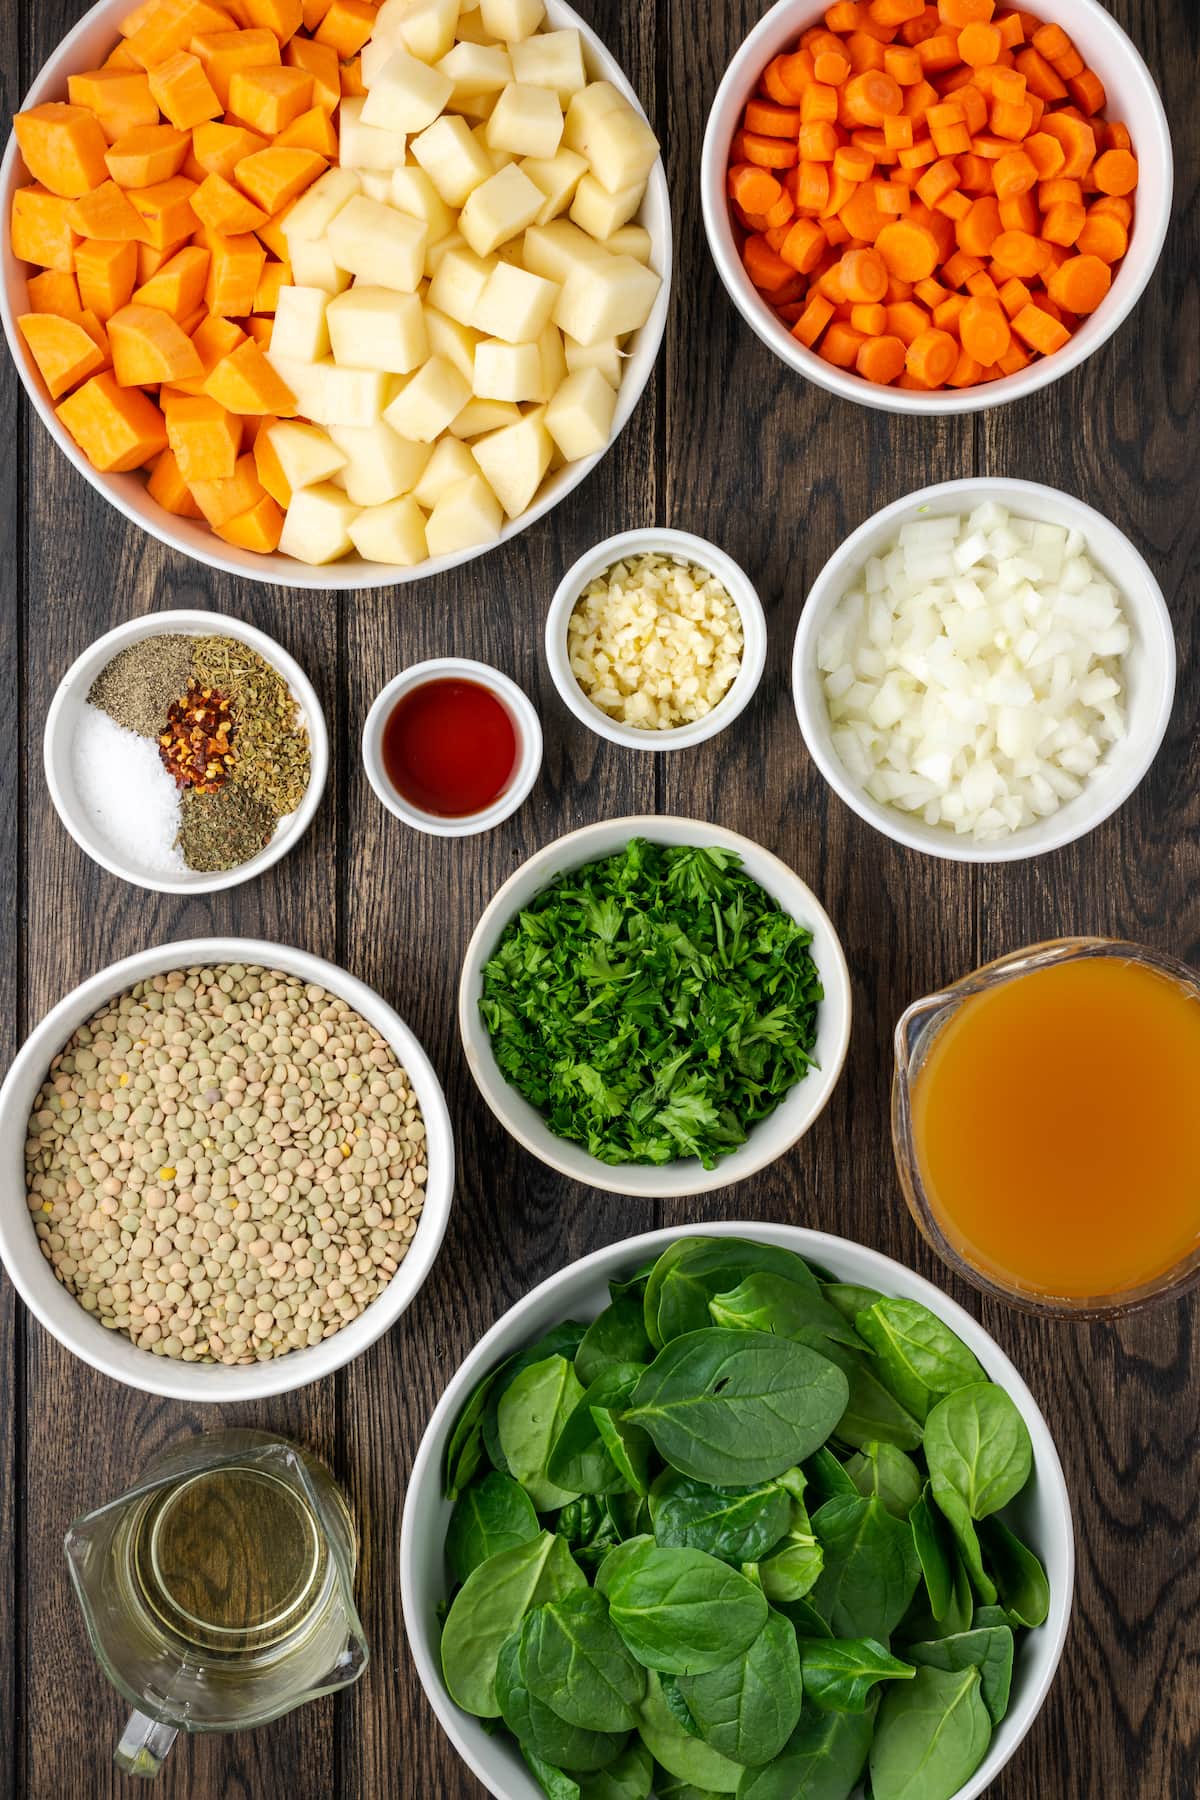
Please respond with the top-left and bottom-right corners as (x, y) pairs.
(159, 681), (237, 793)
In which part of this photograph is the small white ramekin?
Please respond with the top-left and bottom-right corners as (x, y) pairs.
(544, 528), (768, 751)
(362, 657), (543, 838)
(792, 477), (1175, 863)
(44, 609), (329, 894)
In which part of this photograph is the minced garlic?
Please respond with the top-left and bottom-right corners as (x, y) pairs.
(567, 553), (744, 730)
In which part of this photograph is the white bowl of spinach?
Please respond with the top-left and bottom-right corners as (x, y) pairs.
(458, 819), (852, 1196)
(399, 1224), (1073, 1800)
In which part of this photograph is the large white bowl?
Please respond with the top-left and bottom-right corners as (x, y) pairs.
(400, 1221), (1075, 1800)
(792, 477), (1175, 862)
(0, 0), (672, 589)
(0, 938), (454, 1401)
(700, 0), (1172, 414)
(44, 609), (329, 893)
(458, 817), (852, 1196)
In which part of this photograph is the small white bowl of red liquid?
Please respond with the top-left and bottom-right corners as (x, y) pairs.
(362, 658), (543, 838)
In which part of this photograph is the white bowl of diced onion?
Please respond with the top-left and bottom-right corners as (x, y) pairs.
(792, 478), (1175, 862)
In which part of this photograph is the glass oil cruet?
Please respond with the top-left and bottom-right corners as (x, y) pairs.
(64, 1429), (368, 1778)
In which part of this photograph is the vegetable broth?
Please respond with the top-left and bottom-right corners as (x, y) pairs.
(911, 956), (1200, 1298)
(382, 679), (517, 818)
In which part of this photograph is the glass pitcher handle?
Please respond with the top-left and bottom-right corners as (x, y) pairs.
(115, 1711), (178, 1778)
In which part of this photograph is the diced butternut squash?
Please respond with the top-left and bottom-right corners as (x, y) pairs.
(66, 69), (158, 143)
(56, 371), (168, 470)
(243, 0), (304, 43)
(17, 311), (110, 398)
(203, 229), (267, 314)
(105, 124), (192, 187)
(118, 0), (163, 41)
(147, 52), (223, 129)
(189, 450), (268, 525)
(67, 178), (146, 240)
(108, 302), (205, 384)
(14, 103), (111, 198)
(193, 171), (270, 233)
(228, 65), (314, 135)
(314, 0), (376, 59)
(11, 186), (78, 271)
(123, 0), (236, 72)
(340, 56), (365, 98)
(104, 41), (142, 71)
(214, 490), (284, 549)
(27, 270), (82, 314)
(235, 145), (326, 212)
(284, 37), (340, 112)
(192, 29), (283, 109)
(137, 235), (192, 282)
(127, 175), (198, 247)
(252, 417), (292, 503)
(204, 335), (297, 412)
(254, 258), (292, 311)
(170, 313), (247, 393)
(133, 244), (211, 319)
(75, 237), (140, 319)
(147, 446), (205, 515)
(255, 204), (296, 260)
(166, 391), (242, 479)
(274, 104), (338, 156)
(191, 121), (270, 179)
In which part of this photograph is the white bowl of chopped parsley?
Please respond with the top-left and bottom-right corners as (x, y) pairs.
(458, 819), (852, 1196)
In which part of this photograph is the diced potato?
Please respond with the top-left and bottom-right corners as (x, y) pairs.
(450, 88), (500, 123)
(459, 164), (544, 256)
(521, 218), (607, 283)
(362, 48), (454, 134)
(384, 355), (471, 440)
(426, 244), (495, 325)
(390, 165), (455, 241)
(473, 119), (513, 175)
(562, 82), (623, 155)
(313, 362), (392, 427)
(425, 471), (502, 556)
(424, 303), (482, 380)
(266, 420), (347, 489)
(449, 395), (521, 437)
(486, 83), (563, 161)
(328, 421), (432, 503)
(326, 286), (429, 373)
(570, 172), (645, 240)
(510, 30), (587, 103)
(545, 365), (616, 460)
(284, 168), (362, 244)
(553, 254), (660, 345)
(471, 406), (552, 517)
(410, 113), (494, 207)
(271, 285), (330, 363)
(454, 6), (504, 46)
(413, 434), (477, 507)
(339, 95), (408, 172)
(605, 223), (652, 264)
(535, 320), (566, 398)
(520, 148), (587, 224)
(397, 0), (460, 64)
(349, 494), (429, 565)
(472, 260), (559, 342)
(438, 40), (512, 100)
(328, 197), (428, 292)
(564, 332), (623, 386)
(279, 481), (360, 563)
(425, 227), (466, 279)
(361, 35), (399, 87)
(478, 0), (544, 42)
(288, 240), (354, 296)
(473, 337), (542, 402)
(359, 170), (397, 202)
(578, 104), (660, 196)
(266, 353), (329, 419)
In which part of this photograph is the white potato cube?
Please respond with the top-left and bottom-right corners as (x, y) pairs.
(426, 244), (495, 324)
(328, 198), (428, 292)
(360, 34), (398, 87)
(562, 82), (623, 154)
(349, 495), (429, 565)
(459, 164), (546, 255)
(413, 435), (477, 507)
(425, 227), (465, 278)
(520, 148), (587, 223)
(423, 304), (482, 380)
(390, 165), (455, 242)
(545, 365), (615, 460)
(473, 337), (542, 402)
(383, 355), (472, 440)
(521, 218), (607, 282)
(453, 6), (503, 44)
(328, 421), (432, 504)
(536, 320), (566, 398)
(312, 363), (392, 427)
(450, 396), (521, 437)
(510, 29), (586, 103)
(265, 354), (329, 419)
(410, 113), (494, 206)
(362, 49), (454, 133)
(437, 40), (511, 98)
(288, 240), (353, 295)
(472, 261), (559, 342)
(358, 170), (396, 201)
(578, 104), (660, 195)
(553, 254), (660, 344)
(397, 0), (460, 63)
(284, 168), (361, 243)
(326, 287), (429, 373)
(471, 407), (552, 517)
(279, 482), (360, 564)
(486, 83), (563, 160)
(371, 0), (416, 36)
(425, 472), (502, 555)
(564, 333), (623, 386)
(270, 286), (330, 363)
(449, 88), (499, 122)
(605, 223), (652, 263)
(338, 95), (408, 172)
(473, 119), (512, 173)
(570, 171), (645, 239)
(265, 421), (346, 489)
(478, 0), (544, 41)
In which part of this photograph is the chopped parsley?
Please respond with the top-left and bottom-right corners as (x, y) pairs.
(479, 840), (823, 1168)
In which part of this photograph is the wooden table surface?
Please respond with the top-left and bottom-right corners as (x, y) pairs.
(2, 1), (1197, 1795)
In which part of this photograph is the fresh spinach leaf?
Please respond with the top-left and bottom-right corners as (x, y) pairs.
(653, 1774), (728, 1800)
(821, 1282), (884, 1326)
(649, 1470), (792, 1567)
(522, 1746), (581, 1800)
(708, 1275), (862, 1354)
(644, 1239), (820, 1350)
(608, 1261), (657, 1307)
(854, 1299), (985, 1423)
(625, 1330), (849, 1485)
(844, 1442), (923, 1520)
(607, 1544), (768, 1675)
(978, 1515), (1050, 1627)
(929, 1486), (997, 1607)
(595, 1535), (655, 1598)
(803, 1447), (858, 1505)
(577, 1297), (653, 1387)
(635, 1670), (747, 1792)
(770, 1594), (833, 1639)
(899, 1550), (975, 1645)
(971, 1603), (1013, 1630)
(548, 1364), (646, 1497)
(521, 1590), (646, 1732)
(481, 1323), (590, 1472)
(499, 1355), (587, 1511)
(810, 1496), (922, 1642)
(795, 1635), (916, 1712)
(906, 1625), (1014, 1726)
(909, 1484), (956, 1622)
(869, 1663), (992, 1800)
(447, 1471), (540, 1585)
(834, 1364), (924, 1453)
(755, 1493), (823, 1603)
(924, 1383), (1033, 1521)
(577, 1741), (654, 1799)
(735, 1704), (875, 1800)
(659, 1674), (704, 1736)
(441, 1532), (586, 1717)
(446, 1373), (494, 1501)
(496, 1630), (628, 1773)
(676, 1610), (803, 1767)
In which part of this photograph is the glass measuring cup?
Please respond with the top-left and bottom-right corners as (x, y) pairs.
(64, 1429), (367, 1778)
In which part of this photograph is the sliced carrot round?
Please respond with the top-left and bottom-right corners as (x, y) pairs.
(905, 328), (958, 384)
(1047, 252), (1112, 314)
(843, 71), (904, 127)
(959, 295), (1012, 364)
(855, 333), (907, 383)
(840, 246), (889, 302)
(1093, 148), (1138, 195)
(876, 219), (941, 281)
(990, 229), (1051, 277)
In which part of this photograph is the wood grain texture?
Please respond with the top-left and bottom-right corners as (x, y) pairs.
(2, 0), (1198, 1795)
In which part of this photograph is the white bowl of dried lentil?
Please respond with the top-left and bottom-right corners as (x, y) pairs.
(0, 939), (454, 1401)
(43, 609), (329, 894)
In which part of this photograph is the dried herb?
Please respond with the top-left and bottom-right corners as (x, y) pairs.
(178, 784), (276, 872)
(87, 634), (194, 738)
(159, 681), (237, 792)
(191, 635), (310, 817)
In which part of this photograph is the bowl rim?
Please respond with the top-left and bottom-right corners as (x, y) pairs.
(791, 475), (1177, 863)
(361, 656), (544, 838)
(399, 1218), (1076, 1800)
(699, 0), (1174, 416)
(543, 527), (769, 751)
(0, 0), (673, 588)
(0, 936), (455, 1401)
(457, 815), (853, 1196)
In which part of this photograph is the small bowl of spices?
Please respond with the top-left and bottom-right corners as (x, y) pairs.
(362, 657), (542, 839)
(44, 611), (328, 893)
(544, 528), (768, 751)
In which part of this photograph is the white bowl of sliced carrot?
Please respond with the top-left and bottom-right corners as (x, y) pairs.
(701, 0), (1171, 412)
(0, 0), (671, 587)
